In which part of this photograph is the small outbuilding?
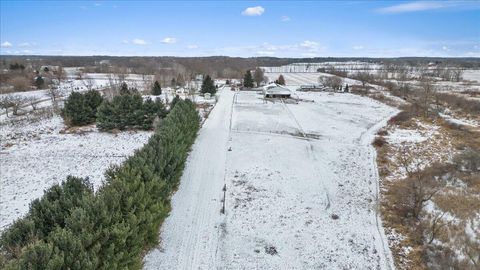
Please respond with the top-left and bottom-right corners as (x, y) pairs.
(263, 83), (292, 98)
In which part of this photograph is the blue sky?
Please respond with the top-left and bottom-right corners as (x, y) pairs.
(1, 0), (479, 57)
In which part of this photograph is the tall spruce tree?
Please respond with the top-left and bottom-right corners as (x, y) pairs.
(277, 75), (286, 85)
(200, 75), (216, 95)
(119, 82), (130, 95)
(243, 70), (254, 88)
(152, 81), (162, 95)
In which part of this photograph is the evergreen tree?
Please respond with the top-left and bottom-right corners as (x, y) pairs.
(200, 75), (216, 95)
(62, 92), (88, 125)
(170, 95), (180, 110)
(277, 75), (286, 85)
(119, 82), (130, 95)
(171, 78), (176, 88)
(243, 70), (254, 88)
(62, 90), (103, 126)
(96, 90), (167, 131)
(35, 76), (45, 88)
(0, 99), (201, 269)
(345, 84), (349, 92)
(151, 81), (162, 95)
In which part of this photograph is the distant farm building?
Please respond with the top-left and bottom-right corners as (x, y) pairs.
(263, 83), (292, 98)
(298, 84), (327, 91)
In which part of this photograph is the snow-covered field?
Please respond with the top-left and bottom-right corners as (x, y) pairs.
(144, 88), (397, 269)
(0, 116), (152, 231)
(264, 72), (323, 86)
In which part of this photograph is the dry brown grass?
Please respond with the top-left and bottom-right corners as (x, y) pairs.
(377, 114), (480, 270)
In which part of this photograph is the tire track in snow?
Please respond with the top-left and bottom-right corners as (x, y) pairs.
(284, 96), (396, 270)
(143, 87), (235, 270)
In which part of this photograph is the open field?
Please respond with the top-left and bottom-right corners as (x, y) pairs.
(144, 88), (397, 269)
(0, 116), (152, 231)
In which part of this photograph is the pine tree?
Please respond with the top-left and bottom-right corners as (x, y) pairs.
(243, 70), (254, 88)
(62, 90), (103, 126)
(345, 84), (349, 92)
(200, 75), (216, 95)
(84, 90), (103, 119)
(119, 82), (130, 95)
(35, 76), (45, 88)
(170, 95), (180, 110)
(277, 75), (286, 85)
(151, 81), (162, 95)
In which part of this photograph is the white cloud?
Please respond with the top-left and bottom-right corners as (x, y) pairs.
(1, 41), (12, 48)
(353, 45), (364, 50)
(377, 1), (445, 13)
(187, 44), (198, 49)
(18, 42), (31, 47)
(22, 50), (32, 54)
(375, 1), (480, 14)
(161, 37), (177, 44)
(281, 16), (290, 22)
(122, 40), (129, 44)
(300, 40), (319, 51)
(442, 45), (450, 51)
(301, 53), (318, 57)
(132, 38), (147, 45)
(256, 51), (275, 56)
(241, 6), (265, 16)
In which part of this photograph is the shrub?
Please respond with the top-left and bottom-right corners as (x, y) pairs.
(373, 136), (387, 148)
(96, 92), (167, 131)
(0, 100), (200, 269)
(388, 110), (414, 125)
(62, 90), (103, 126)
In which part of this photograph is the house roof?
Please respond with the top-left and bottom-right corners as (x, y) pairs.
(264, 86), (292, 95)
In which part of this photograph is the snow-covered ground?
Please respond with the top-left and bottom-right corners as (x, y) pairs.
(264, 72), (324, 86)
(144, 88), (397, 269)
(0, 116), (152, 231)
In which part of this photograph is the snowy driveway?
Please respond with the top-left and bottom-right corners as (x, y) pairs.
(144, 90), (397, 269)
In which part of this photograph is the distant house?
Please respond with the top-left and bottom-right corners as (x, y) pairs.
(263, 83), (292, 98)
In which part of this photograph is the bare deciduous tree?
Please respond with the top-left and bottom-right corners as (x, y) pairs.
(253, 67), (264, 87)
(452, 69), (463, 82)
(420, 79), (436, 117)
(1, 95), (28, 116)
(423, 212), (447, 244)
(83, 75), (95, 91)
(356, 72), (371, 95)
(46, 87), (62, 103)
(26, 96), (38, 111)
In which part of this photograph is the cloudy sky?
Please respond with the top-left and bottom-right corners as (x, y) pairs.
(1, 1), (479, 57)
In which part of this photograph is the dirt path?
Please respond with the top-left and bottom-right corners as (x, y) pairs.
(143, 88), (235, 270)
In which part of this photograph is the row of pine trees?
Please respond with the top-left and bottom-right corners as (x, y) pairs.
(0, 99), (201, 269)
(62, 83), (168, 130)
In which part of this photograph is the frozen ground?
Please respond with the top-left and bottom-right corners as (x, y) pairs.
(0, 116), (152, 231)
(144, 89), (397, 269)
